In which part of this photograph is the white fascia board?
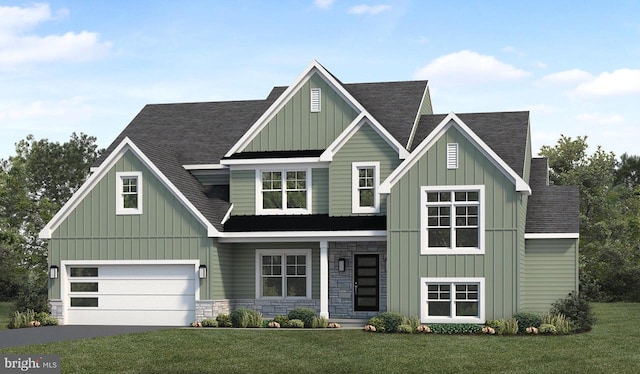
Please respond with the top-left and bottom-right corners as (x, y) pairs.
(320, 113), (410, 162)
(229, 161), (329, 171)
(221, 204), (233, 225)
(183, 164), (228, 170)
(225, 61), (363, 157)
(379, 112), (531, 195)
(219, 230), (387, 243)
(39, 137), (219, 239)
(524, 233), (580, 239)
(221, 157), (325, 166)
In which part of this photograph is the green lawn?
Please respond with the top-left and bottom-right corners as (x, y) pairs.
(1, 303), (639, 373)
(0, 302), (14, 330)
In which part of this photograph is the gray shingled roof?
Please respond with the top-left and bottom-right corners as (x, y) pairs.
(412, 112), (530, 178)
(526, 158), (580, 234)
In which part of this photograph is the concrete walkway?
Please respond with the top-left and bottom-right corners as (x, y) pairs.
(0, 325), (172, 349)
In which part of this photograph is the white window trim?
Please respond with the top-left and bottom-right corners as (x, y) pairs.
(352, 162), (380, 214)
(255, 168), (312, 215)
(310, 87), (321, 112)
(255, 249), (312, 299)
(116, 171), (143, 215)
(420, 185), (485, 255)
(420, 277), (485, 324)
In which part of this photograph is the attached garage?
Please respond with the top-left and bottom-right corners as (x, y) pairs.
(62, 262), (198, 326)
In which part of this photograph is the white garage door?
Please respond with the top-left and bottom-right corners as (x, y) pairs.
(66, 264), (196, 326)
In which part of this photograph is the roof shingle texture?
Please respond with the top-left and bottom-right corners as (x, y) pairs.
(525, 158), (580, 234)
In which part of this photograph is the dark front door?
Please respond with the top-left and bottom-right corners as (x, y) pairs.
(354, 254), (379, 311)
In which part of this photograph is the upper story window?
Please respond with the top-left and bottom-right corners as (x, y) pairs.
(352, 162), (380, 213)
(116, 172), (143, 215)
(257, 169), (311, 215)
(420, 186), (484, 255)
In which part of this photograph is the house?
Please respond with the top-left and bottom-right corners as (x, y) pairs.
(39, 61), (579, 326)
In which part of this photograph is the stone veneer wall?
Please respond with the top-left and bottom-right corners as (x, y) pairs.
(49, 299), (64, 324)
(196, 299), (320, 321)
(329, 241), (387, 319)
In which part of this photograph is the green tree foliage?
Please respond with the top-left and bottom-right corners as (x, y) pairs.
(0, 133), (101, 308)
(540, 135), (640, 301)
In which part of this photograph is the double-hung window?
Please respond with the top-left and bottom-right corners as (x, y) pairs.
(421, 186), (484, 254)
(352, 162), (380, 213)
(256, 249), (311, 298)
(420, 277), (484, 323)
(258, 169), (311, 214)
(116, 172), (143, 215)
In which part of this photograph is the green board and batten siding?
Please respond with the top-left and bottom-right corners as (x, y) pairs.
(329, 122), (402, 216)
(48, 150), (221, 300)
(523, 238), (579, 313)
(386, 125), (522, 319)
(244, 73), (358, 152)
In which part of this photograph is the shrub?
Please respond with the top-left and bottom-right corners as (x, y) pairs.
(428, 323), (482, 334)
(397, 324), (413, 333)
(34, 312), (58, 326)
(499, 319), (519, 335)
(402, 316), (421, 332)
(8, 309), (35, 329)
(216, 314), (232, 327)
(230, 308), (262, 328)
(285, 319), (304, 328)
(543, 314), (571, 335)
(14, 271), (49, 313)
(513, 312), (542, 334)
(375, 312), (404, 333)
(201, 318), (218, 327)
(366, 317), (385, 332)
(287, 308), (317, 328)
(539, 323), (557, 334)
(550, 293), (595, 332)
(273, 315), (289, 326)
(311, 316), (328, 328)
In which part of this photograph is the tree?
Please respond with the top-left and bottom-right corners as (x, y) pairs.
(0, 133), (101, 307)
(540, 135), (640, 301)
(615, 153), (640, 189)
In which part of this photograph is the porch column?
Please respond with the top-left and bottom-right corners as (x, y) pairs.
(319, 240), (329, 318)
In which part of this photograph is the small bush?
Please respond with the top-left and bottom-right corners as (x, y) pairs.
(287, 308), (317, 328)
(201, 318), (218, 327)
(543, 314), (571, 334)
(428, 323), (482, 334)
(397, 324), (413, 333)
(375, 312), (404, 333)
(550, 293), (595, 332)
(513, 312), (542, 334)
(34, 312), (58, 326)
(230, 308), (262, 328)
(539, 323), (557, 334)
(402, 316), (421, 332)
(273, 315), (289, 326)
(216, 314), (232, 327)
(8, 309), (35, 329)
(500, 319), (519, 335)
(366, 317), (386, 332)
(285, 319), (304, 328)
(311, 316), (328, 328)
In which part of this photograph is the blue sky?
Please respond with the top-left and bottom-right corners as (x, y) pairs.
(1, 0), (639, 160)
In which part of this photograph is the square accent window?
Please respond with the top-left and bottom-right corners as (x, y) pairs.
(256, 250), (311, 299)
(116, 172), (143, 215)
(421, 277), (484, 323)
(352, 162), (380, 213)
(257, 169), (311, 214)
(421, 186), (484, 255)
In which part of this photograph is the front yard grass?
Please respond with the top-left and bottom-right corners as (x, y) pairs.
(1, 303), (639, 373)
(0, 302), (14, 330)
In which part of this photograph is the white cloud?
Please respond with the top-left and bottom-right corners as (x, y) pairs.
(577, 112), (624, 124)
(574, 69), (640, 97)
(348, 4), (391, 15)
(539, 69), (593, 86)
(0, 3), (110, 69)
(313, 0), (335, 9)
(413, 50), (529, 85)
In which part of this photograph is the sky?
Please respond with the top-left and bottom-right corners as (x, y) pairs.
(1, 0), (639, 160)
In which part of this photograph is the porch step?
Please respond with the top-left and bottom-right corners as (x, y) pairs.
(329, 318), (368, 329)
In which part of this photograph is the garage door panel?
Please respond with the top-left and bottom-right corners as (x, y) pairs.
(98, 279), (195, 294)
(67, 310), (193, 326)
(98, 265), (195, 279)
(97, 294), (195, 310)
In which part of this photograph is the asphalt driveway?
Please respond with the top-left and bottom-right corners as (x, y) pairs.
(0, 325), (173, 349)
